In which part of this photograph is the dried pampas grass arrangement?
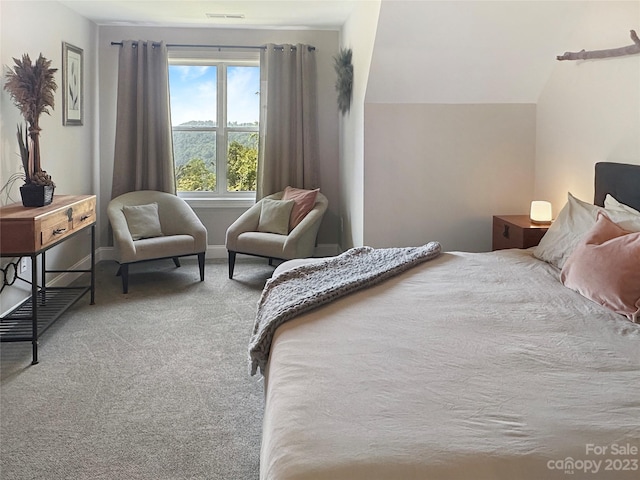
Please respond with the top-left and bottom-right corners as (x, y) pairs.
(4, 53), (57, 186)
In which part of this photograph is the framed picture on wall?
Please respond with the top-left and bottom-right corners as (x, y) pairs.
(62, 42), (83, 126)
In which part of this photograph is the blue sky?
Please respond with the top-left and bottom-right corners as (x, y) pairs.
(168, 65), (260, 126)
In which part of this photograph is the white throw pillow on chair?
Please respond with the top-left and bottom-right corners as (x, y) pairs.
(122, 202), (164, 240)
(257, 199), (295, 235)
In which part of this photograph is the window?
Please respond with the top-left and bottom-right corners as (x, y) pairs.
(168, 51), (260, 202)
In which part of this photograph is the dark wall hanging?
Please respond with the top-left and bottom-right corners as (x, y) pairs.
(557, 29), (640, 61)
(334, 48), (353, 115)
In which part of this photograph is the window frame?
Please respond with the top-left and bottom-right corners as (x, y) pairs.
(168, 51), (259, 208)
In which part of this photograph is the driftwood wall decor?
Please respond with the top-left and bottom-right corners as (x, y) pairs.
(557, 29), (640, 61)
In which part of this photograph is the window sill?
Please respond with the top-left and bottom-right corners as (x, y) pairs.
(181, 196), (255, 209)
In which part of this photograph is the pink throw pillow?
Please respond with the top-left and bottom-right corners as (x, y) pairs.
(282, 186), (319, 230)
(561, 213), (640, 322)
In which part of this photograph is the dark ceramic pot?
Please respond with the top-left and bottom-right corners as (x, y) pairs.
(20, 184), (54, 207)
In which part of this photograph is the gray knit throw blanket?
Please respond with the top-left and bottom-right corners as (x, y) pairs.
(249, 242), (442, 376)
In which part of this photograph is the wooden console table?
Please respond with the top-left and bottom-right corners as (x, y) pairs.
(0, 195), (96, 364)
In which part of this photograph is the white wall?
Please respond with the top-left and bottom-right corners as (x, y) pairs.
(348, 0), (636, 252)
(1, 1), (97, 307)
(97, 25), (341, 250)
(1, 1), (97, 203)
(363, 103), (536, 251)
(535, 1), (640, 212)
(339, 0), (381, 249)
(367, 1), (585, 104)
(357, 0), (547, 252)
(1, 0), (635, 277)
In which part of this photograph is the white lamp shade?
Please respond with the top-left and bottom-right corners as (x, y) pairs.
(530, 201), (552, 224)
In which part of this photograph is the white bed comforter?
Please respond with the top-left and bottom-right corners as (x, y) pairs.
(261, 249), (640, 480)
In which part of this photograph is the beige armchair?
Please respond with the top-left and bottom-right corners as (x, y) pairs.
(225, 191), (328, 279)
(108, 190), (207, 293)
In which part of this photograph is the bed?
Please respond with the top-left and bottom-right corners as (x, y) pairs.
(252, 162), (640, 480)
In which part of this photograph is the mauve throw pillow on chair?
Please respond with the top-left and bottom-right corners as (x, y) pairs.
(282, 186), (319, 231)
(561, 213), (640, 322)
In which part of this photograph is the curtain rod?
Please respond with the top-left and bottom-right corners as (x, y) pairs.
(110, 41), (315, 51)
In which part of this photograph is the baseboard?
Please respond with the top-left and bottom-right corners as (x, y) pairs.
(20, 243), (341, 284)
(46, 254), (95, 288)
(1, 251), (100, 317)
(1, 243), (342, 316)
(207, 245), (229, 259)
(313, 243), (341, 257)
(100, 244), (341, 261)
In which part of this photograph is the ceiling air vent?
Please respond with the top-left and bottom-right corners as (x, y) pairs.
(206, 13), (245, 19)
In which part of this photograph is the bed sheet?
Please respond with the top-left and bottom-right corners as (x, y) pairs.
(261, 249), (640, 480)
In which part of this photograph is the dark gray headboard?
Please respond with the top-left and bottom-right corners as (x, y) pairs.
(594, 162), (640, 210)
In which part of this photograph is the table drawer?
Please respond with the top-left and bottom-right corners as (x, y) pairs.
(41, 215), (72, 248)
(72, 198), (96, 229)
(1, 195), (96, 255)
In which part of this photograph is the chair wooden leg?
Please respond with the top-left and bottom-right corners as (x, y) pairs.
(198, 252), (205, 281)
(173, 257), (181, 268)
(228, 251), (236, 279)
(121, 264), (129, 294)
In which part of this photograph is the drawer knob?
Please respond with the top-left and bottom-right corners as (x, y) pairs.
(53, 228), (67, 235)
(66, 208), (73, 220)
(502, 225), (510, 239)
(80, 215), (90, 221)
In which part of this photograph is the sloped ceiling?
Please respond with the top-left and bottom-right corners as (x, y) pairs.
(366, 0), (590, 103)
(60, 0), (605, 103)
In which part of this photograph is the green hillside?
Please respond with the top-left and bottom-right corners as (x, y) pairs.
(172, 121), (258, 192)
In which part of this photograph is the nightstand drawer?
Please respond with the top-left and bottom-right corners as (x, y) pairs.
(492, 215), (549, 250)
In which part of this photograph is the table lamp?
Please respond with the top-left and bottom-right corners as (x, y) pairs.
(530, 201), (552, 224)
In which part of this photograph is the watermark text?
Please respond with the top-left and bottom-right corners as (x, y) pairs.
(547, 443), (638, 475)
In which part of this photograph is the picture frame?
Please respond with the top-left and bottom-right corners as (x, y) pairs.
(62, 42), (83, 126)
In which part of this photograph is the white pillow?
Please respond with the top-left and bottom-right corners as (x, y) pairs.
(122, 202), (163, 240)
(533, 192), (640, 269)
(533, 193), (602, 269)
(604, 194), (640, 231)
(257, 198), (295, 235)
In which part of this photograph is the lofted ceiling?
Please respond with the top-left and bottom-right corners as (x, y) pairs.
(57, 0), (615, 104)
(58, 0), (359, 30)
(367, 0), (592, 104)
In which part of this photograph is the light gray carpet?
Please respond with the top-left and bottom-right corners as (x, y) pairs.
(1, 257), (275, 480)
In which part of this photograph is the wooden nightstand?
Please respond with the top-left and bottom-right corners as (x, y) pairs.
(492, 215), (550, 251)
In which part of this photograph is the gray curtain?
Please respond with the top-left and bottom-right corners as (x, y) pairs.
(257, 44), (319, 200)
(111, 40), (176, 199)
